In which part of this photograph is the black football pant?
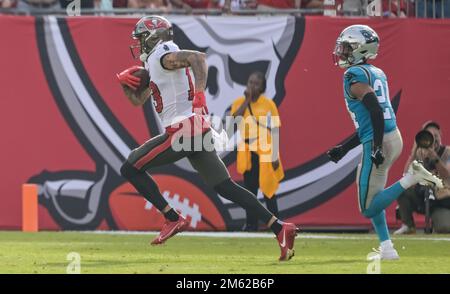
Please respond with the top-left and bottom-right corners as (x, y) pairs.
(120, 130), (275, 224)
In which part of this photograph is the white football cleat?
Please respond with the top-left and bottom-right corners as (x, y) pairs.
(393, 224), (416, 235)
(410, 160), (444, 189)
(369, 246), (400, 261)
(380, 246), (400, 260)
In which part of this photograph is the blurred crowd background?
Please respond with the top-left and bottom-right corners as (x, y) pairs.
(0, 0), (449, 18)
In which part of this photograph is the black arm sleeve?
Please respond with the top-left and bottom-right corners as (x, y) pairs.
(342, 133), (360, 153)
(362, 92), (384, 148)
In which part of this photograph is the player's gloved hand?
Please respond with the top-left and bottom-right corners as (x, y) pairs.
(192, 91), (209, 115)
(327, 145), (346, 163)
(371, 146), (385, 168)
(116, 65), (142, 91)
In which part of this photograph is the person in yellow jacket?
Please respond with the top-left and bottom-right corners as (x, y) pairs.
(231, 71), (284, 231)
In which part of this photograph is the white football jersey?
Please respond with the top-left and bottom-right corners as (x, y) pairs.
(144, 41), (195, 128)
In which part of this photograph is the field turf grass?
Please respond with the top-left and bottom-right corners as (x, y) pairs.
(0, 231), (449, 274)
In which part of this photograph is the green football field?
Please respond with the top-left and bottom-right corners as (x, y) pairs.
(0, 231), (449, 274)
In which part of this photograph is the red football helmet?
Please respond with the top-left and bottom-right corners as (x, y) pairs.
(130, 15), (173, 61)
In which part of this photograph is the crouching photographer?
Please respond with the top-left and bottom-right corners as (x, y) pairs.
(395, 121), (450, 234)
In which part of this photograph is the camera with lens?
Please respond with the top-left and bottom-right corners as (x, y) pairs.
(415, 129), (434, 149)
(415, 129), (438, 170)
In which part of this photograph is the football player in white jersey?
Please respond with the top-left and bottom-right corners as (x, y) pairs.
(117, 16), (299, 261)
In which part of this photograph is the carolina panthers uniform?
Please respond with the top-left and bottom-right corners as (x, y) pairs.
(344, 64), (396, 143)
(329, 24), (440, 257)
(343, 64), (403, 213)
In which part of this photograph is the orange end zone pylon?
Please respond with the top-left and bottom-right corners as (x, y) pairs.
(22, 184), (38, 232)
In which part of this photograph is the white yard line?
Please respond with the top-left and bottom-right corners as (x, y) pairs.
(76, 230), (450, 242)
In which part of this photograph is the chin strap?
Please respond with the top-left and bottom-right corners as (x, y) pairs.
(140, 39), (164, 63)
(139, 53), (149, 63)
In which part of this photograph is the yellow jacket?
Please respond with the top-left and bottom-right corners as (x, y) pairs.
(231, 95), (284, 198)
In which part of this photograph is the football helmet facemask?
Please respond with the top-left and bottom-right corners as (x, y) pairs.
(333, 24), (380, 68)
(130, 15), (173, 62)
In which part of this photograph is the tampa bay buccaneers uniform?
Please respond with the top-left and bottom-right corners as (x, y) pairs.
(117, 15), (299, 261)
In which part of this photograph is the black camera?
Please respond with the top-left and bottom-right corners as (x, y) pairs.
(415, 129), (434, 149)
(415, 129), (438, 170)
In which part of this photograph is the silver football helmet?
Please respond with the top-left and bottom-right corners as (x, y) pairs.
(333, 25), (380, 69)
